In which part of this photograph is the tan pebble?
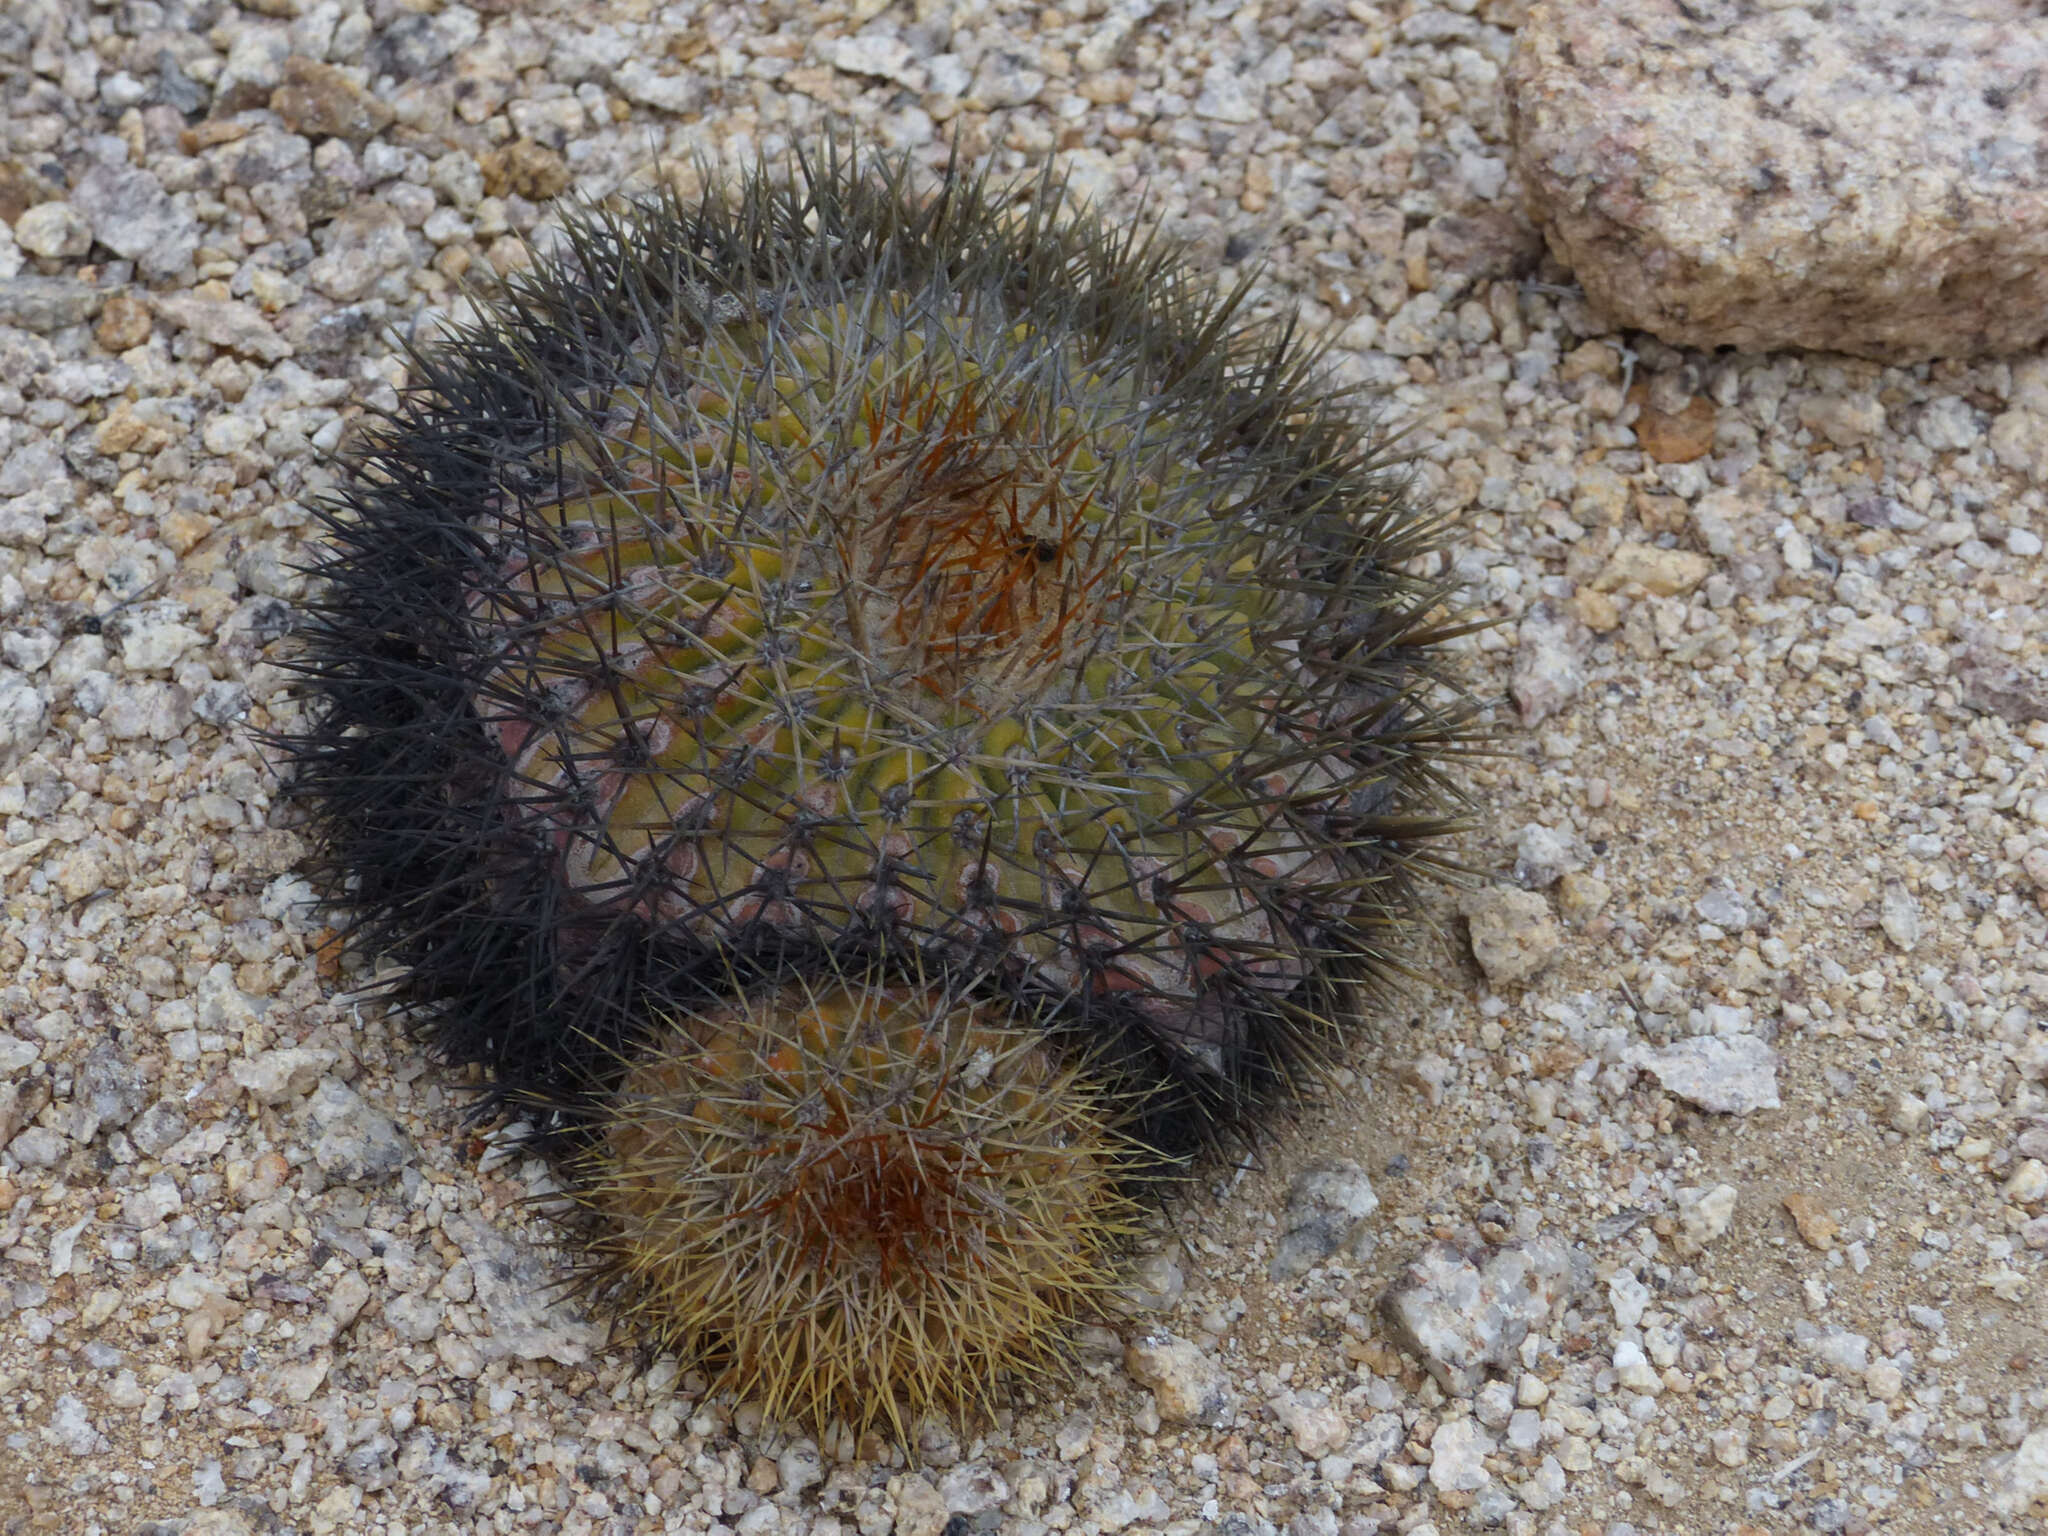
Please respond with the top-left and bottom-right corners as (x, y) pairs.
(1556, 870), (1611, 923)
(95, 401), (165, 456)
(1864, 1361), (1905, 1401)
(485, 234), (534, 275)
(1572, 468), (1629, 525)
(2022, 847), (2048, 891)
(885, 1473), (949, 1536)
(1529, 1043), (1585, 1078)
(95, 290), (155, 352)
(480, 139), (571, 201)
(221, 1228), (265, 1270)
(1798, 395), (1887, 447)
(1560, 341), (1621, 384)
(310, 1485), (360, 1531)
(55, 850), (106, 904)
(1632, 488), (1691, 533)
(1782, 1192), (1839, 1250)
(160, 509), (218, 555)
(1458, 884), (1563, 985)
(16, 200), (91, 259)
(1711, 1429), (1749, 1467)
(80, 1288), (120, 1329)
(1628, 377), (1717, 463)
(327, 1269), (372, 1327)
(185, 1296), (241, 1362)
(1570, 587), (1621, 632)
(270, 55), (394, 141)
(1722, 946), (1771, 993)
(1592, 542), (1713, 597)
(2006, 1159), (2048, 1206)
(1403, 230), (1431, 291)
(1124, 1329), (1234, 1425)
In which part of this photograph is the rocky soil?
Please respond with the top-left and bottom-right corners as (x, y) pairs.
(1, 1), (2045, 1534)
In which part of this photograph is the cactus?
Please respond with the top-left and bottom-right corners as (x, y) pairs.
(286, 143), (1468, 1433)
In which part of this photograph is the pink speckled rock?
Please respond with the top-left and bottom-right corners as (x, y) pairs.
(1506, 0), (2048, 362)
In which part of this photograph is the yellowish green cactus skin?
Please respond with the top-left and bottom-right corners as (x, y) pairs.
(479, 290), (1377, 1034)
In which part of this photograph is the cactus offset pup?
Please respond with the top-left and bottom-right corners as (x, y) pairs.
(286, 144), (1467, 1437)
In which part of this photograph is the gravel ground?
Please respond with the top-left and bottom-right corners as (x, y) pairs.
(2, 1), (2046, 1534)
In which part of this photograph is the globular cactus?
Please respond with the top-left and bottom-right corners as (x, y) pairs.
(566, 969), (1138, 1439)
(286, 143), (1469, 1435)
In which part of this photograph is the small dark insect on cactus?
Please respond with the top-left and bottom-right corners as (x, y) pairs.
(285, 141), (1472, 1437)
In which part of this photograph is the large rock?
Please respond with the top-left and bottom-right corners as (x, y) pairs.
(1507, 1), (2048, 362)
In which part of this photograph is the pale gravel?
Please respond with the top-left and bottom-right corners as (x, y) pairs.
(1, 1), (2047, 1534)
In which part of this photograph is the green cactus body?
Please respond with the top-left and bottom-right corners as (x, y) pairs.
(469, 281), (1400, 1070)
